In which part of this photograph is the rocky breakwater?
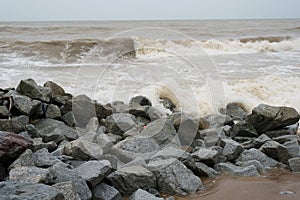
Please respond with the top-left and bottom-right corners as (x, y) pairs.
(0, 78), (299, 200)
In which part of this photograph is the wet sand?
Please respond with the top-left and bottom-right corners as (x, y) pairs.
(173, 170), (300, 200)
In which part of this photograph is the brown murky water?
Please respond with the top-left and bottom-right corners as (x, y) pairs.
(172, 169), (300, 200)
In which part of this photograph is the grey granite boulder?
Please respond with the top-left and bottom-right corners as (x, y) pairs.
(237, 148), (278, 169)
(288, 158), (300, 172)
(147, 158), (203, 195)
(214, 162), (259, 176)
(247, 104), (300, 133)
(9, 166), (53, 184)
(191, 148), (221, 166)
(219, 138), (244, 161)
(52, 181), (81, 200)
(230, 121), (258, 138)
(236, 160), (264, 173)
(44, 81), (65, 97)
(203, 113), (234, 128)
(259, 140), (292, 164)
(219, 102), (247, 121)
(0, 181), (64, 200)
(50, 163), (92, 200)
(45, 104), (61, 119)
(129, 95), (152, 106)
(0, 115), (29, 133)
(106, 113), (136, 136)
(9, 149), (34, 169)
(12, 95), (40, 115)
(73, 160), (112, 187)
(284, 140), (299, 158)
(62, 111), (76, 127)
(129, 189), (163, 200)
(92, 183), (122, 200)
(107, 166), (156, 195)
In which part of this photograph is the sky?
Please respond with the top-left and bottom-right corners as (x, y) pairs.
(0, 0), (299, 21)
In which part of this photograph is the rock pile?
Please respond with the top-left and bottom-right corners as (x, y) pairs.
(0, 78), (299, 199)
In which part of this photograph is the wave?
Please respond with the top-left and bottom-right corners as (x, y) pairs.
(0, 38), (136, 65)
(289, 26), (300, 30)
(239, 36), (291, 43)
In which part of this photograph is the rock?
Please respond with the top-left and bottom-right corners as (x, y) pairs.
(105, 113), (136, 136)
(123, 127), (141, 138)
(274, 135), (300, 144)
(0, 162), (6, 181)
(95, 102), (113, 121)
(237, 148), (278, 169)
(50, 163), (92, 200)
(150, 146), (190, 162)
(284, 140), (299, 158)
(34, 118), (78, 143)
(62, 111), (76, 127)
(139, 118), (179, 147)
(160, 97), (176, 112)
(246, 104), (300, 133)
(60, 99), (72, 115)
(253, 134), (272, 148)
(72, 95), (96, 128)
(203, 114), (234, 128)
(288, 158), (300, 172)
(259, 140), (291, 164)
(191, 148), (221, 166)
(214, 162), (259, 176)
(107, 166), (156, 195)
(264, 123), (299, 138)
(147, 188), (160, 197)
(12, 95), (40, 115)
(193, 162), (219, 177)
(44, 81), (65, 97)
(0, 132), (32, 164)
(9, 149), (34, 169)
(9, 166), (53, 184)
(147, 158), (203, 195)
(86, 117), (99, 132)
(97, 154), (120, 170)
(199, 128), (225, 147)
(122, 157), (147, 168)
(0, 181), (64, 200)
(32, 148), (63, 168)
(92, 183), (122, 200)
(220, 139), (244, 161)
(0, 115), (29, 133)
(129, 95), (152, 106)
(236, 160), (264, 173)
(175, 115), (199, 146)
(73, 160), (112, 187)
(230, 121), (258, 137)
(52, 181), (80, 200)
(16, 78), (52, 102)
(64, 138), (103, 160)
(0, 106), (9, 117)
(25, 124), (39, 138)
(111, 101), (129, 113)
(129, 104), (150, 119)
(219, 102), (247, 121)
(31, 138), (57, 152)
(129, 189), (163, 200)
(45, 104), (61, 119)
(147, 107), (163, 121)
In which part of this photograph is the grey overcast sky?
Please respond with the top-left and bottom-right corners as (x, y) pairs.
(0, 0), (299, 21)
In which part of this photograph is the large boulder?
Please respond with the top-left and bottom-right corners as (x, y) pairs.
(34, 118), (78, 143)
(49, 163), (92, 200)
(44, 81), (65, 97)
(9, 149), (34, 169)
(52, 181), (81, 200)
(73, 160), (112, 187)
(72, 95), (96, 128)
(214, 162), (259, 176)
(105, 113), (136, 136)
(147, 158), (203, 195)
(9, 166), (53, 184)
(191, 148), (221, 166)
(237, 148), (278, 169)
(16, 79), (52, 102)
(0, 181), (64, 200)
(45, 104), (61, 119)
(129, 95), (152, 106)
(288, 158), (300, 172)
(92, 183), (122, 200)
(107, 166), (156, 195)
(230, 121), (258, 137)
(247, 104), (300, 133)
(259, 140), (292, 164)
(0, 132), (32, 164)
(219, 138), (244, 161)
(0, 115), (29, 133)
(129, 189), (163, 200)
(219, 102), (247, 121)
(12, 95), (40, 115)
(203, 114), (234, 128)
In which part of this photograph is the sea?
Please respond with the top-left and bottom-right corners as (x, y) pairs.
(0, 19), (300, 116)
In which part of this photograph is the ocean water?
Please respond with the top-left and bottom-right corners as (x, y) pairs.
(0, 19), (300, 116)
